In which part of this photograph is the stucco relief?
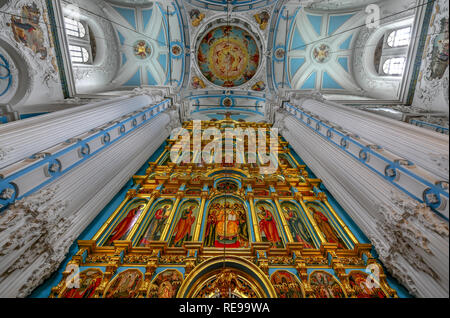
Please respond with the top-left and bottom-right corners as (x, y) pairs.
(0, 0), (63, 107)
(412, 0), (449, 113)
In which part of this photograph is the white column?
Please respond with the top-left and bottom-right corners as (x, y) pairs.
(0, 105), (180, 297)
(275, 110), (449, 298)
(0, 92), (165, 169)
(290, 95), (449, 180)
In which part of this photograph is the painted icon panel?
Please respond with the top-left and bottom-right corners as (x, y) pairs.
(255, 201), (283, 248)
(61, 269), (103, 298)
(169, 200), (200, 247)
(309, 271), (346, 298)
(306, 202), (347, 248)
(204, 197), (249, 248)
(139, 199), (173, 246)
(281, 202), (315, 248)
(148, 270), (183, 298)
(104, 269), (143, 298)
(104, 200), (147, 245)
(349, 271), (387, 298)
(270, 270), (304, 298)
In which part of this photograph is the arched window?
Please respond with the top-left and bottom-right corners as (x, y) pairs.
(387, 27), (411, 47)
(382, 57), (406, 75)
(69, 45), (89, 64)
(64, 17), (86, 38)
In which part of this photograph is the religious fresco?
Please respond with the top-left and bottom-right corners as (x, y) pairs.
(312, 44), (331, 63)
(169, 200), (199, 247)
(255, 201), (283, 248)
(270, 271), (304, 298)
(195, 269), (258, 298)
(197, 25), (260, 87)
(204, 197), (249, 248)
(427, 17), (449, 80)
(61, 269), (102, 298)
(251, 80), (266, 91)
(104, 200), (147, 245)
(348, 271), (387, 298)
(192, 75), (206, 89)
(50, 119), (401, 298)
(6, 2), (47, 60)
(280, 202), (314, 248)
(148, 270), (183, 298)
(216, 181), (238, 193)
(104, 269), (143, 298)
(133, 40), (152, 59)
(139, 200), (173, 246)
(306, 202), (347, 249)
(309, 271), (346, 298)
(189, 9), (205, 27)
(253, 11), (270, 30)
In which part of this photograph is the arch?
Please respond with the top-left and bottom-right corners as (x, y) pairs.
(308, 270), (347, 298)
(147, 269), (184, 298)
(270, 270), (305, 298)
(177, 256), (277, 298)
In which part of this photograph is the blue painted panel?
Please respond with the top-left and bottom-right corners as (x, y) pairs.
(322, 71), (343, 89)
(157, 26), (166, 46)
(112, 6), (137, 30)
(337, 57), (349, 72)
(307, 14), (322, 35)
(291, 25), (306, 50)
(300, 72), (316, 89)
(124, 69), (141, 86)
(121, 53), (127, 66)
(289, 57), (305, 79)
(328, 14), (354, 35)
(339, 34), (353, 50)
(142, 8), (153, 30)
(158, 53), (167, 73)
(117, 31), (125, 46)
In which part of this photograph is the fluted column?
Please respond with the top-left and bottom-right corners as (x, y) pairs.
(290, 95), (449, 180)
(0, 92), (165, 169)
(0, 97), (181, 297)
(275, 110), (449, 298)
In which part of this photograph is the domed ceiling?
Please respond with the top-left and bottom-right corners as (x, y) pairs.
(197, 25), (260, 87)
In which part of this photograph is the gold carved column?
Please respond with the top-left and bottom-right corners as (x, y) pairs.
(193, 189), (208, 241)
(247, 193), (261, 242)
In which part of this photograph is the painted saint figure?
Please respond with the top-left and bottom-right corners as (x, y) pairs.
(257, 205), (282, 247)
(283, 206), (314, 248)
(171, 205), (196, 246)
(309, 206), (346, 249)
(140, 204), (171, 246)
(105, 203), (145, 245)
(62, 270), (102, 298)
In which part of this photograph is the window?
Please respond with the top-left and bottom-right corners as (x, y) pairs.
(382, 57), (406, 75)
(64, 15), (94, 65)
(69, 45), (89, 63)
(64, 17), (86, 38)
(387, 27), (411, 47)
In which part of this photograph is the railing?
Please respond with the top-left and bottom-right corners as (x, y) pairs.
(0, 99), (171, 210)
(284, 102), (449, 219)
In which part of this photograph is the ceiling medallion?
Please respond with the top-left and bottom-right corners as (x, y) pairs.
(133, 40), (152, 59)
(197, 25), (260, 88)
(312, 44), (331, 63)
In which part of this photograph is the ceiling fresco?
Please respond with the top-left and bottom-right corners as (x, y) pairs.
(103, 1), (184, 87)
(197, 25), (260, 87)
(271, 6), (363, 92)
